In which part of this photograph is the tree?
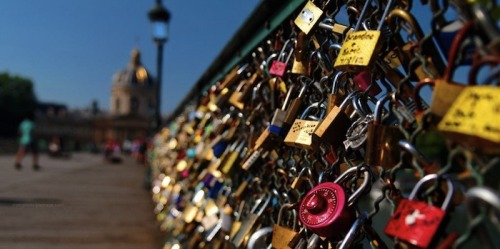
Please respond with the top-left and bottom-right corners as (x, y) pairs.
(0, 72), (37, 137)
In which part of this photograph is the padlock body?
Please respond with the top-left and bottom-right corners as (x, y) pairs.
(313, 105), (351, 149)
(294, 1), (323, 35)
(299, 182), (354, 238)
(270, 109), (288, 136)
(334, 30), (382, 72)
(284, 119), (319, 150)
(384, 199), (445, 248)
(272, 225), (299, 249)
(430, 79), (464, 117)
(365, 123), (405, 169)
(270, 61), (288, 77)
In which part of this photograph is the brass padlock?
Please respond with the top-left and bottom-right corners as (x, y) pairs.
(294, 1), (324, 35)
(313, 84), (354, 149)
(365, 94), (406, 170)
(429, 21), (474, 117)
(272, 203), (301, 249)
(334, 0), (393, 72)
(228, 72), (259, 110)
(291, 32), (310, 75)
(284, 101), (326, 150)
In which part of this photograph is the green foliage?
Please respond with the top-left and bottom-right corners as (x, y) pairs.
(0, 72), (38, 137)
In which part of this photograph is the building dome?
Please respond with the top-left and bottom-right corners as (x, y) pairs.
(112, 48), (153, 87)
(110, 48), (156, 117)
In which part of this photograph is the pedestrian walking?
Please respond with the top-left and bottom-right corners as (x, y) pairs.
(14, 115), (40, 170)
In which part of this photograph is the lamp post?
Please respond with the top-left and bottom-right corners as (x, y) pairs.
(148, 0), (171, 130)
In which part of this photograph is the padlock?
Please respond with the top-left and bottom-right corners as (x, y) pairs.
(290, 167), (315, 192)
(299, 166), (371, 238)
(269, 84), (296, 137)
(325, 71), (348, 114)
(384, 174), (455, 248)
(228, 72), (259, 110)
(354, 71), (381, 96)
(312, 89), (354, 150)
(232, 194), (272, 248)
(387, 9), (445, 81)
(457, 186), (500, 248)
(270, 38), (296, 77)
(272, 203), (301, 249)
(220, 139), (246, 175)
(294, 1), (324, 35)
(283, 81), (310, 131)
(438, 86), (500, 154)
(291, 32), (310, 75)
(365, 94), (406, 170)
(429, 21), (474, 117)
(284, 101), (326, 150)
(334, 0), (393, 72)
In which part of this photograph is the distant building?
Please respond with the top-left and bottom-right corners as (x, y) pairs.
(35, 48), (157, 152)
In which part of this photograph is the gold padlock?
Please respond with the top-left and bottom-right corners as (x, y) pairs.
(284, 102), (326, 150)
(429, 21), (474, 117)
(272, 203), (301, 249)
(438, 86), (500, 154)
(294, 1), (323, 35)
(334, 0), (393, 72)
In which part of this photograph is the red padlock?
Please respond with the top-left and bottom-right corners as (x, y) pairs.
(269, 38), (295, 77)
(384, 174), (454, 248)
(299, 166), (371, 238)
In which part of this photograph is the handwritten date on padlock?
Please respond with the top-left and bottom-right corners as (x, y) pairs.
(438, 86), (500, 154)
(334, 31), (381, 72)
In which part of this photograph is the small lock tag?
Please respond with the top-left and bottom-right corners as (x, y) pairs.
(294, 1), (323, 35)
(438, 86), (500, 154)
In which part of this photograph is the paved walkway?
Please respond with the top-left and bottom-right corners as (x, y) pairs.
(0, 153), (162, 249)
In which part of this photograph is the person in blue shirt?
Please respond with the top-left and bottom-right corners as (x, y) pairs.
(14, 115), (40, 170)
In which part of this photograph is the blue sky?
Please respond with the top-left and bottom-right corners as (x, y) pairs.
(0, 0), (259, 114)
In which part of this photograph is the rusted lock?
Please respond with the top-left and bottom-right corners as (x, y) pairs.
(284, 101), (326, 150)
(365, 94), (406, 170)
(385, 174), (454, 248)
(299, 166), (371, 238)
(272, 203), (301, 249)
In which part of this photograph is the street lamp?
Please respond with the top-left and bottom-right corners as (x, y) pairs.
(148, 0), (171, 130)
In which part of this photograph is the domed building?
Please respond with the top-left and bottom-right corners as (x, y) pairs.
(110, 48), (156, 117)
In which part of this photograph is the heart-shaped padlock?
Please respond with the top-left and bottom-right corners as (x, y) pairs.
(299, 167), (371, 238)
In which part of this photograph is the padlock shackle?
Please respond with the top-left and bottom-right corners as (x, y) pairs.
(250, 194), (272, 216)
(409, 174), (454, 210)
(398, 140), (431, 167)
(354, 0), (372, 31)
(373, 93), (392, 123)
(442, 20), (473, 83)
(277, 203), (299, 226)
(300, 101), (326, 120)
(464, 186), (500, 219)
(387, 9), (425, 40)
(468, 55), (500, 85)
(334, 166), (371, 206)
(413, 78), (434, 113)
